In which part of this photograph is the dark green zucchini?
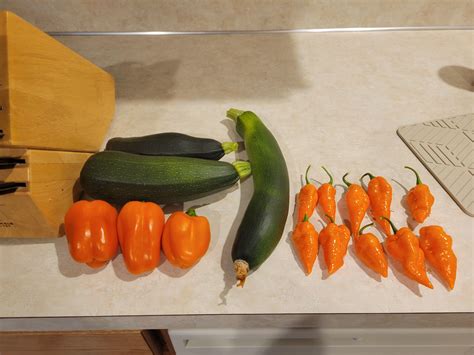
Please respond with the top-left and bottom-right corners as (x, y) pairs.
(80, 151), (251, 204)
(227, 109), (290, 286)
(105, 132), (238, 160)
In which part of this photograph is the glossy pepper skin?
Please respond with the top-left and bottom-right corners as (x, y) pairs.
(318, 166), (336, 222)
(343, 173), (370, 237)
(319, 216), (350, 275)
(354, 223), (388, 277)
(382, 217), (433, 289)
(297, 165), (318, 222)
(65, 200), (118, 268)
(162, 209), (211, 269)
(117, 201), (165, 275)
(419, 226), (457, 290)
(405, 166), (435, 223)
(361, 173), (392, 235)
(291, 214), (319, 275)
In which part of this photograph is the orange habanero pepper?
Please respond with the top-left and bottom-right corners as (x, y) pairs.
(297, 165), (318, 221)
(291, 214), (318, 275)
(361, 172), (392, 235)
(343, 173), (370, 237)
(419, 226), (457, 290)
(65, 200), (118, 268)
(319, 215), (350, 275)
(382, 217), (433, 289)
(117, 201), (165, 275)
(405, 166), (435, 223)
(162, 209), (211, 269)
(318, 166), (336, 222)
(354, 223), (388, 277)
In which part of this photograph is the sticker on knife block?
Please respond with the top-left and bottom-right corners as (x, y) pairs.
(0, 148), (91, 238)
(397, 113), (473, 217)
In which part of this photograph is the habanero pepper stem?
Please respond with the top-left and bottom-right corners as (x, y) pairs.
(381, 216), (398, 234)
(322, 166), (333, 185)
(405, 166), (422, 185)
(359, 222), (375, 234)
(305, 165), (311, 185)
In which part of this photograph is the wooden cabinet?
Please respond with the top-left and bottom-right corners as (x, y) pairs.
(0, 330), (154, 355)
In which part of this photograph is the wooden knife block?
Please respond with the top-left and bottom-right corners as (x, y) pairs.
(0, 148), (90, 238)
(0, 11), (115, 152)
(0, 11), (115, 238)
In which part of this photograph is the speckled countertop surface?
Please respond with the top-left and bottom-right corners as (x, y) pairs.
(0, 30), (473, 327)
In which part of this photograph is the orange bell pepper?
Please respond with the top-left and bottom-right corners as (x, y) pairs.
(419, 226), (457, 290)
(64, 200), (118, 268)
(354, 223), (388, 277)
(382, 217), (433, 289)
(162, 209), (211, 268)
(319, 216), (350, 275)
(343, 173), (370, 237)
(297, 165), (318, 221)
(405, 166), (435, 223)
(318, 166), (336, 222)
(117, 201), (165, 275)
(291, 214), (319, 275)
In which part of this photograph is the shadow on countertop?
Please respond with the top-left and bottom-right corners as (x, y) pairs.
(65, 34), (308, 101)
(438, 65), (474, 92)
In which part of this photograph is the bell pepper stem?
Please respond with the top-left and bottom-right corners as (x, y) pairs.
(361, 172), (375, 181)
(304, 165), (311, 185)
(405, 166), (422, 185)
(221, 141), (239, 154)
(226, 108), (245, 121)
(186, 208), (197, 217)
(359, 222), (374, 235)
(232, 160), (252, 180)
(303, 214), (309, 222)
(325, 214), (334, 224)
(342, 172), (352, 187)
(380, 216), (397, 234)
(321, 166), (333, 185)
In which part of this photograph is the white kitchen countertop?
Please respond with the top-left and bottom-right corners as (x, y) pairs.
(1, 30), (473, 329)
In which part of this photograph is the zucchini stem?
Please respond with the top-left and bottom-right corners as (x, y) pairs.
(226, 108), (245, 121)
(232, 160), (252, 180)
(222, 141), (239, 154)
(234, 259), (249, 287)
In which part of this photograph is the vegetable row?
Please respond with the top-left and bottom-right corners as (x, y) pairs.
(292, 166), (457, 290)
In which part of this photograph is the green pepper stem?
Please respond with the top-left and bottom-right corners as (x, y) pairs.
(342, 173), (352, 187)
(325, 214), (334, 224)
(232, 160), (251, 179)
(222, 141), (239, 154)
(321, 166), (333, 185)
(303, 214), (309, 222)
(304, 165), (312, 185)
(186, 208), (197, 217)
(226, 108), (245, 121)
(405, 166), (422, 185)
(361, 172), (375, 181)
(359, 223), (374, 235)
(380, 216), (397, 234)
